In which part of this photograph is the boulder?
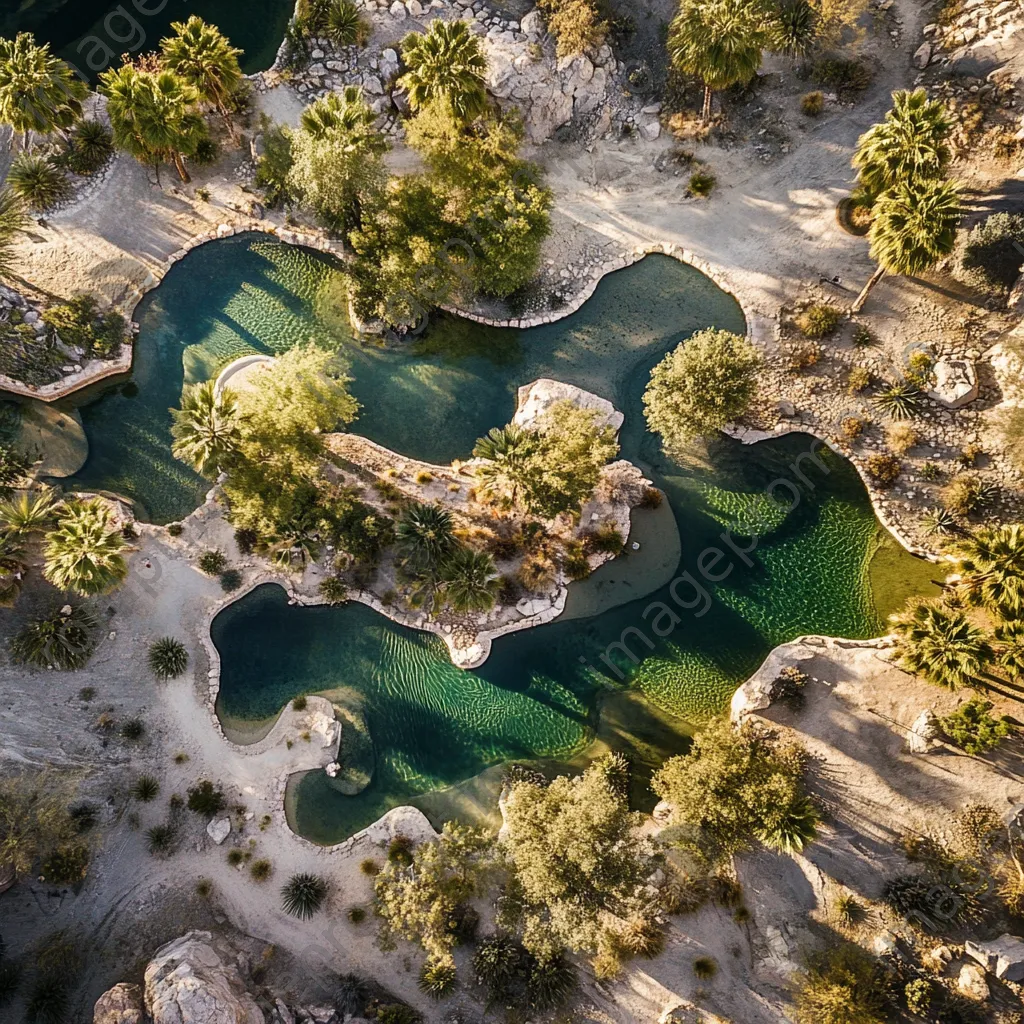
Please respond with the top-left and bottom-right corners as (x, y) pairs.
(206, 817), (231, 845)
(927, 358), (978, 408)
(914, 41), (932, 68)
(965, 934), (1024, 982)
(640, 120), (662, 141)
(513, 378), (624, 434)
(389, 0), (407, 17)
(521, 9), (544, 36)
(406, 0), (423, 14)
(957, 962), (990, 1001)
(145, 932), (265, 1024)
(94, 983), (145, 1024)
(906, 709), (940, 753)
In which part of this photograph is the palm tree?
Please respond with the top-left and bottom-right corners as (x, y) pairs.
(0, 33), (86, 147)
(7, 153), (72, 213)
(0, 187), (27, 280)
(395, 501), (456, 572)
(951, 525), (1024, 619)
(0, 489), (58, 536)
(43, 500), (128, 596)
(149, 637), (189, 680)
(852, 89), (952, 201)
(100, 64), (207, 183)
(281, 873), (329, 919)
(994, 619), (1024, 681)
(890, 600), (991, 690)
(398, 20), (489, 121)
(300, 86), (376, 139)
(669, 0), (773, 123)
(0, 531), (26, 607)
(851, 176), (961, 313)
(171, 380), (242, 478)
(160, 16), (243, 132)
(471, 424), (534, 506)
(439, 546), (500, 613)
(9, 604), (97, 669)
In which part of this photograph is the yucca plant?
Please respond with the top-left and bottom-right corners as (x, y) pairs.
(327, 0), (368, 46)
(149, 636), (189, 679)
(7, 154), (72, 213)
(526, 952), (577, 1010)
(281, 872), (328, 919)
(754, 794), (820, 853)
(418, 957), (457, 998)
(0, 489), (58, 536)
(66, 119), (114, 175)
(472, 935), (524, 998)
(398, 19), (489, 121)
(145, 822), (176, 856)
(771, 0), (817, 57)
(890, 599), (991, 690)
(921, 506), (957, 536)
(333, 974), (369, 1017)
(834, 892), (864, 926)
(132, 775), (160, 802)
(24, 975), (69, 1024)
(9, 604), (97, 669)
(0, 186), (27, 279)
(871, 381), (922, 421)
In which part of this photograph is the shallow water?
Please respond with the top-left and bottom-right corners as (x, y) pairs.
(64, 234), (938, 843)
(0, 0), (292, 83)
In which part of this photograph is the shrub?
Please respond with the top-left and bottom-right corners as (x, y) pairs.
(834, 892), (864, 926)
(796, 303), (841, 338)
(25, 974), (69, 1024)
(195, 186), (211, 201)
(41, 295), (126, 359)
(526, 952), (577, 1010)
(318, 575), (348, 604)
(958, 442), (983, 468)
(944, 474), (993, 518)
(639, 486), (663, 509)
(195, 877), (213, 898)
(865, 452), (901, 486)
(359, 857), (380, 876)
(334, 974), (369, 1017)
(771, 665), (808, 709)
(787, 340), (823, 371)
(132, 775), (160, 801)
(882, 872), (982, 929)
(281, 873), (329, 919)
(951, 803), (1003, 856)
(887, 423), (918, 455)
(581, 524), (624, 555)
(10, 605), (97, 670)
(688, 170), (716, 197)
(953, 212), (1024, 295)
(840, 416), (864, 442)
(347, 905), (366, 923)
(872, 382), (922, 420)
(940, 697), (1011, 755)
(292, 695), (308, 711)
(851, 325), (874, 347)
(472, 935), (524, 998)
(387, 833), (415, 865)
(219, 569), (242, 592)
(120, 718), (145, 741)
(616, 916), (665, 958)
(327, 0), (370, 45)
(149, 637), (189, 679)
(692, 955), (717, 979)
(250, 858), (273, 882)
(904, 978), (932, 1015)
(198, 549), (227, 575)
(65, 120), (114, 176)
(167, 522), (184, 537)
(795, 943), (888, 1024)
(234, 527), (258, 554)
(39, 843), (90, 884)
(8, 154), (73, 212)
(539, 0), (607, 59)
(811, 57), (873, 95)
(922, 507), (957, 536)
(801, 91), (825, 116)
(848, 365), (871, 392)
(227, 848), (245, 866)
(561, 540), (590, 580)
(418, 958), (456, 998)
(187, 780), (226, 815)
(374, 1005), (420, 1024)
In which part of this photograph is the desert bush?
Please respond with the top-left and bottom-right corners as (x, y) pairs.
(149, 637), (188, 679)
(359, 858), (379, 876)
(953, 211), (1024, 296)
(848, 365), (871, 392)
(187, 780), (226, 815)
(347, 905), (366, 923)
(796, 303), (841, 338)
(787, 340), (823, 371)
(167, 522), (183, 537)
(145, 822), (176, 856)
(904, 977), (933, 1016)
(882, 872), (983, 929)
(951, 803), (1003, 856)
(418, 958), (457, 998)
(120, 718), (145, 741)
(538, 0), (607, 58)
(250, 858), (273, 882)
(851, 324), (874, 347)
(688, 170), (716, 197)
(944, 473), (993, 518)
(940, 697), (1011, 755)
(198, 549), (227, 575)
(865, 452), (901, 486)
(472, 935), (525, 998)
(387, 833), (415, 866)
(41, 295), (126, 360)
(132, 776), (160, 802)
(219, 569), (242, 592)
(771, 665), (808, 709)
(794, 943), (889, 1024)
(801, 90), (825, 116)
(840, 416), (864, 442)
(922, 507), (957, 536)
(887, 423), (918, 455)
(811, 56), (873, 96)
(692, 956), (717, 979)
(292, 695), (308, 711)
(525, 952), (577, 1010)
(638, 486), (663, 509)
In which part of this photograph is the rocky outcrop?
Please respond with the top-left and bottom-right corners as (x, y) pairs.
(965, 934), (1024, 982)
(93, 983), (145, 1024)
(513, 377), (624, 433)
(927, 359), (979, 409)
(144, 932), (265, 1024)
(906, 708), (941, 753)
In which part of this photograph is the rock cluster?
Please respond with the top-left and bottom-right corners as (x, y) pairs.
(919, 0), (1024, 65)
(253, 0), (657, 145)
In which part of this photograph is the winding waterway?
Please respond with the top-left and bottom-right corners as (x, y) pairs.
(61, 234), (938, 843)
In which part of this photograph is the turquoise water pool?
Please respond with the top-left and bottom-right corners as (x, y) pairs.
(0, 0), (292, 83)
(64, 234), (938, 843)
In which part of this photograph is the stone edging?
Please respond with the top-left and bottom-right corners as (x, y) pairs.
(0, 343), (133, 402)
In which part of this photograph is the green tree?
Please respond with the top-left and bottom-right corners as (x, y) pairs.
(395, 501), (456, 574)
(472, 424), (536, 507)
(852, 89), (951, 202)
(9, 603), (97, 669)
(652, 717), (819, 863)
(0, 33), (86, 146)
(794, 944), (889, 1024)
(517, 401), (619, 519)
(100, 63), (207, 183)
(7, 154), (71, 213)
(170, 380), (242, 478)
(995, 619), (1024, 680)
(940, 696), (1011, 756)
(669, 0), (774, 123)
(851, 176), (961, 312)
(289, 87), (388, 232)
(643, 328), (761, 452)
(439, 546), (500, 612)
(375, 822), (492, 964)
(0, 186), (27, 280)
(160, 16), (243, 131)
(0, 530), (26, 607)
(889, 600), (991, 690)
(398, 20), (489, 122)
(500, 757), (656, 960)
(42, 499), (128, 596)
(951, 524), (1024, 619)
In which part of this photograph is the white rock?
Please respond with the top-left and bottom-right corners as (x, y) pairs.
(513, 377), (624, 433)
(640, 120), (662, 141)
(389, 0), (407, 17)
(927, 358), (979, 408)
(906, 709), (940, 753)
(325, 761), (341, 777)
(94, 983), (145, 1024)
(957, 962), (990, 1001)
(406, 0), (423, 14)
(914, 41), (933, 67)
(520, 9), (544, 36)
(965, 934), (1024, 981)
(206, 817), (231, 845)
